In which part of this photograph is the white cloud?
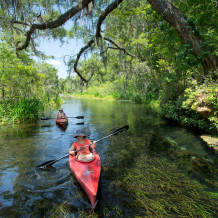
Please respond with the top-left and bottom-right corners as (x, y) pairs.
(46, 59), (62, 65)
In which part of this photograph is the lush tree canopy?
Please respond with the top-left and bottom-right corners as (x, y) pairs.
(1, 0), (217, 79)
(0, 0), (217, 132)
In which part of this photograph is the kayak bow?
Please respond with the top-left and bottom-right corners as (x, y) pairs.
(69, 150), (101, 208)
(56, 118), (68, 126)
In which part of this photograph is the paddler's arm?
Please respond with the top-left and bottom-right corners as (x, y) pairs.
(69, 145), (75, 155)
(91, 141), (97, 149)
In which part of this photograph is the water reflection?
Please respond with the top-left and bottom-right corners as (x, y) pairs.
(56, 123), (68, 132)
(0, 97), (215, 217)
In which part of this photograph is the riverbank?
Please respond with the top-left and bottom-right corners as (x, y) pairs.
(0, 97), (63, 126)
(0, 98), (44, 125)
(62, 94), (218, 152)
(62, 93), (126, 101)
(200, 135), (218, 151)
(62, 93), (161, 111)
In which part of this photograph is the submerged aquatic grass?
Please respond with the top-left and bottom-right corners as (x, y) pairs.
(118, 156), (217, 217)
(45, 132), (217, 217)
(102, 133), (218, 217)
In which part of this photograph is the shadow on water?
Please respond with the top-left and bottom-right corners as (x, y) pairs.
(0, 97), (217, 217)
(56, 123), (68, 132)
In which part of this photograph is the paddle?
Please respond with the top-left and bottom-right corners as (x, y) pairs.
(41, 122), (84, 127)
(41, 116), (84, 120)
(76, 122), (84, 125)
(36, 125), (129, 169)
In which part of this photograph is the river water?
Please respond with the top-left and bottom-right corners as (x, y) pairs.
(0, 97), (216, 217)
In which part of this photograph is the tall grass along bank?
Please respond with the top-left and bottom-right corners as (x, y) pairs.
(0, 98), (44, 125)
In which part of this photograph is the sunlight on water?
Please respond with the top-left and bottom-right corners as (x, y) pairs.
(0, 97), (216, 217)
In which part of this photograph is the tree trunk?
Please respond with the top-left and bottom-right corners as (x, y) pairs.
(147, 0), (217, 79)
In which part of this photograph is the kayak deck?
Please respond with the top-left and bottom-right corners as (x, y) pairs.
(56, 118), (68, 125)
(69, 150), (101, 208)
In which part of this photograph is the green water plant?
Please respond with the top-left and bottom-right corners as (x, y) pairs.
(0, 98), (44, 124)
(103, 133), (218, 217)
(111, 155), (217, 217)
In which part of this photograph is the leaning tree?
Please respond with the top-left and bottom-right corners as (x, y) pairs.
(0, 0), (217, 83)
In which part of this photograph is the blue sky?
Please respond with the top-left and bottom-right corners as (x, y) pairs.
(34, 15), (94, 79)
(37, 37), (84, 79)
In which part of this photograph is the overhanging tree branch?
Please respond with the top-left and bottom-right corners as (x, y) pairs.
(147, 0), (217, 78)
(73, 0), (135, 84)
(16, 0), (93, 51)
(73, 36), (135, 83)
(74, 39), (95, 83)
(96, 0), (123, 37)
(104, 37), (135, 58)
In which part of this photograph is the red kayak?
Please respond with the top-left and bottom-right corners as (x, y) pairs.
(56, 118), (68, 126)
(69, 150), (101, 208)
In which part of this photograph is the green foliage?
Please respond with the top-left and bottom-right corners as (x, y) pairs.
(183, 79), (218, 110)
(0, 98), (44, 124)
(0, 39), (61, 124)
(63, 0), (217, 134)
(162, 78), (218, 134)
(163, 100), (210, 131)
(1, 0), (217, 134)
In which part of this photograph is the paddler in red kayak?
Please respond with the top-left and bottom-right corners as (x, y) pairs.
(56, 108), (68, 119)
(69, 129), (97, 162)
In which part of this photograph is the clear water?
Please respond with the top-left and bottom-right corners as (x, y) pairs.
(0, 97), (215, 217)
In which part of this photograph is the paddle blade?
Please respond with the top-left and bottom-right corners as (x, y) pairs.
(76, 122), (85, 125)
(113, 125), (129, 135)
(36, 154), (69, 169)
(41, 117), (50, 120)
(36, 160), (55, 168)
(73, 116), (84, 119)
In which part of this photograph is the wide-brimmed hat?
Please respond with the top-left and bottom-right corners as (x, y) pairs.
(59, 108), (63, 111)
(74, 129), (87, 138)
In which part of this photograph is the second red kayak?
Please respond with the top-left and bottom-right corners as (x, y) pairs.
(56, 118), (68, 126)
(69, 150), (101, 208)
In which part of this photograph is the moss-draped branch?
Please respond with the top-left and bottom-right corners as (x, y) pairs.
(73, 0), (135, 84)
(16, 0), (93, 50)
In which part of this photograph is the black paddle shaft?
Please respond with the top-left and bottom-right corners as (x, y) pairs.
(41, 116), (84, 120)
(36, 125), (129, 169)
(74, 125), (129, 153)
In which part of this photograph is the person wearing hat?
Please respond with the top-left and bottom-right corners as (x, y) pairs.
(56, 108), (67, 119)
(69, 129), (97, 162)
